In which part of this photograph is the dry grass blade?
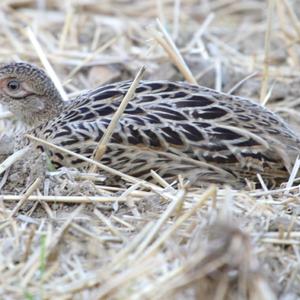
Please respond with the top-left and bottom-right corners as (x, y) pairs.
(0, 146), (29, 176)
(227, 72), (258, 94)
(20, 205), (84, 287)
(59, 2), (73, 50)
(155, 224), (276, 300)
(89, 65), (146, 173)
(151, 19), (197, 84)
(1, 194), (142, 203)
(260, 0), (275, 103)
(133, 188), (187, 259)
(9, 177), (42, 217)
(185, 13), (215, 50)
(66, 37), (118, 80)
(0, 111), (13, 119)
(282, 0), (300, 39)
(139, 185), (216, 261)
(150, 169), (174, 188)
(26, 27), (68, 101)
(284, 155), (300, 194)
(94, 208), (124, 239)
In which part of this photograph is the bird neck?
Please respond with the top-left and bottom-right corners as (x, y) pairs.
(10, 95), (65, 128)
(26, 101), (65, 128)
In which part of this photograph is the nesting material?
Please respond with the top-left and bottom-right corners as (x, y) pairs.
(0, 1), (300, 299)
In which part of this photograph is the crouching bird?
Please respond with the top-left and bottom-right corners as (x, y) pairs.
(0, 62), (299, 187)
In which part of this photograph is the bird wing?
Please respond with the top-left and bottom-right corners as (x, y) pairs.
(37, 80), (300, 180)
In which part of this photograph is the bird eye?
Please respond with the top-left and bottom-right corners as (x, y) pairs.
(7, 80), (20, 91)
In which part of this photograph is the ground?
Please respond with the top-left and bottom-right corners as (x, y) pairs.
(0, 1), (299, 299)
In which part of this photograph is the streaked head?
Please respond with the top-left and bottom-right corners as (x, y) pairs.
(0, 62), (63, 127)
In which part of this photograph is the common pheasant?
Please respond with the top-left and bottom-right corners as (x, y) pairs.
(0, 62), (299, 187)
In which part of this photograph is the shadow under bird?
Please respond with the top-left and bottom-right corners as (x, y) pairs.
(0, 62), (299, 188)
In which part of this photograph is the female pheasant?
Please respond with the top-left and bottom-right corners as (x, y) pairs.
(0, 62), (299, 187)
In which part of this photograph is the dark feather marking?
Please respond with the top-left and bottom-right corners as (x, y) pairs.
(131, 158), (147, 164)
(101, 118), (111, 126)
(176, 97), (213, 108)
(113, 149), (125, 156)
(266, 128), (280, 135)
(128, 125), (144, 145)
(237, 115), (251, 122)
(180, 124), (204, 141)
(36, 145), (44, 152)
(84, 112), (96, 120)
(161, 127), (183, 145)
(137, 95), (157, 103)
(269, 116), (279, 124)
(154, 107), (187, 120)
(131, 169), (151, 177)
(96, 129), (104, 141)
(83, 148), (94, 155)
(71, 158), (85, 164)
(53, 126), (72, 138)
(92, 105), (115, 116)
(234, 138), (260, 147)
(60, 137), (80, 146)
(92, 90), (123, 100)
(201, 143), (229, 152)
(77, 122), (89, 131)
(163, 83), (180, 92)
(112, 132), (123, 143)
(79, 107), (90, 114)
(125, 116), (145, 125)
(65, 111), (79, 119)
(67, 114), (84, 122)
(147, 82), (164, 90)
(78, 131), (91, 140)
(212, 127), (243, 140)
(156, 113), (185, 121)
(243, 124), (257, 130)
(233, 108), (245, 113)
(193, 107), (227, 119)
(256, 120), (271, 126)
(205, 153), (237, 164)
(51, 161), (62, 168)
(116, 157), (130, 163)
(75, 98), (90, 107)
(70, 148), (81, 153)
(156, 93), (173, 99)
(144, 129), (161, 147)
(145, 114), (161, 124)
(172, 91), (188, 98)
(194, 122), (211, 128)
(55, 152), (64, 160)
(101, 157), (112, 164)
(124, 106), (145, 114)
(42, 128), (53, 136)
(135, 86), (148, 93)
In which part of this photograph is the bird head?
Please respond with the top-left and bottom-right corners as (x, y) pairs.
(0, 62), (64, 127)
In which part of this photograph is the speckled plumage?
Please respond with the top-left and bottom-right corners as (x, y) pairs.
(0, 62), (299, 187)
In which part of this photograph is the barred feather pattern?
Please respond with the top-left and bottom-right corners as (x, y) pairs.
(26, 80), (300, 187)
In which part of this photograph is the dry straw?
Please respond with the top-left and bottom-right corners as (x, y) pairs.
(89, 65), (146, 173)
(0, 1), (299, 299)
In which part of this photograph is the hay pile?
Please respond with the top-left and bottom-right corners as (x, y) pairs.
(0, 0), (299, 299)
